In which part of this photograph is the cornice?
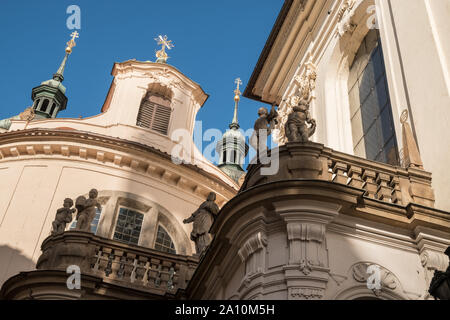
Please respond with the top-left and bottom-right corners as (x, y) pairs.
(212, 179), (450, 237)
(0, 129), (237, 205)
(112, 60), (209, 107)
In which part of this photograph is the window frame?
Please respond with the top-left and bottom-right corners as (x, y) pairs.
(112, 206), (145, 246)
(348, 29), (400, 166)
(154, 224), (177, 254)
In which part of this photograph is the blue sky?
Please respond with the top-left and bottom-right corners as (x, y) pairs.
(0, 1), (282, 162)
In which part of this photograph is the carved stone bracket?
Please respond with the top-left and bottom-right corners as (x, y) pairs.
(237, 232), (268, 262)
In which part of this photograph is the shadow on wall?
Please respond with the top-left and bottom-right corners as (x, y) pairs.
(0, 245), (35, 288)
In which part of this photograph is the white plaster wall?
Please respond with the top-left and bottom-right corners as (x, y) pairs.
(280, 0), (450, 210)
(0, 157), (208, 286)
(385, 0), (450, 211)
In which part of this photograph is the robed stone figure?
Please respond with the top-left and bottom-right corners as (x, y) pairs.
(183, 192), (219, 255)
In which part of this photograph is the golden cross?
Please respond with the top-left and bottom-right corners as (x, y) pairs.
(155, 35), (174, 53)
(70, 31), (80, 41)
(66, 31), (79, 53)
(234, 78), (242, 95)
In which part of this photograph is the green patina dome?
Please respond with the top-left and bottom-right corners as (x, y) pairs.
(40, 79), (66, 94)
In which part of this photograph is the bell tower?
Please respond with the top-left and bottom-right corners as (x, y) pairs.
(216, 78), (249, 182)
(31, 32), (79, 119)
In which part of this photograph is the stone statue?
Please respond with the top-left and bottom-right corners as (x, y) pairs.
(250, 104), (279, 157)
(75, 189), (102, 232)
(51, 198), (76, 235)
(183, 192), (219, 255)
(428, 247), (450, 300)
(18, 107), (36, 121)
(284, 97), (316, 143)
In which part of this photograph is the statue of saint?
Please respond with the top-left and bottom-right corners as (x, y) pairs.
(51, 198), (76, 235)
(250, 104), (278, 159)
(183, 192), (219, 255)
(284, 97), (316, 143)
(75, 189), (102, 232)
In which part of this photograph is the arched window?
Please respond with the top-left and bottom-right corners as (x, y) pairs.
(49, 103), (57, 117)
(154, 225), (176, 254)
(40, 99), (50, 113)
(113, 207), (144, 245)
(348, 30), (399, 166)
(222, 150), (227, 163)
(34, 99), (41, 110)
(136, 93), (171, 135)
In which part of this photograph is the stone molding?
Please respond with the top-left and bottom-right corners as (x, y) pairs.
(112, 60), (208, 106)
(0, 129), (236, 206)
(242, 142), (436, 208)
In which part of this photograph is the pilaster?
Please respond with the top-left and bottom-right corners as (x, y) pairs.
(274, 200), (341, 300)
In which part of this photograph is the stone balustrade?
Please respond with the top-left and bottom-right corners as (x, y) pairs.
(36, 231), (198, 296)
(242, 142), (435, 208)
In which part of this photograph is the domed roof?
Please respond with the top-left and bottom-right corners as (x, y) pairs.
(222, 127), (246, 142)
(41, 79), (66, 94)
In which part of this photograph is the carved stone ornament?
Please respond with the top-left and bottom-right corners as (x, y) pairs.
(299, 259), (313, 275)
(289, 287), (324, 300)
(18, 107), (36, 122)
(352, 262), (398, 296)
(146, 69), (183, 91)
(337, 0), (358, 36)
(276, 60), (317, 144)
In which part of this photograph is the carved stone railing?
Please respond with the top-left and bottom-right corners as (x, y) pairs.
(36, 231), (198, 296)
(241, 142), (435, 208)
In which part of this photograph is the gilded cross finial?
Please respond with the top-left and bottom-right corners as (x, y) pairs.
(66, 31), (79, 54)
(231, 77), (243, 128)
(234, 78), (242, 95)
(154, 35), (174, 63)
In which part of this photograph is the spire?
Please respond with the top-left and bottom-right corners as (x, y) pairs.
(230, 78), (242, 129)
(400, 109), (423, 169)
(154, 35), (174, 64)
(31, 32), (78, 119)
(53, 31), (79, 82)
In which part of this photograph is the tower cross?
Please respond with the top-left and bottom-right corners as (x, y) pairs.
(70, 31), (80, 41)
(235, 78), (243, 95)
(66, 31), (79, 54)
(155, 35), (174, 52)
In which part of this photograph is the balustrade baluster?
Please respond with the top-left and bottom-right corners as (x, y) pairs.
(376, 173), (393, 202)
(362, 170), (377, 199)
(348, 166), (364, 189)
(390, 176), (402, 204)
(332, 162), (348, 185)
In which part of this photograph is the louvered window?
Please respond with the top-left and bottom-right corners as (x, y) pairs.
(136, 94), (171, 135)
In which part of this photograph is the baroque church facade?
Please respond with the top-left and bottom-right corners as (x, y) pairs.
(1, 0), (450, 300)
